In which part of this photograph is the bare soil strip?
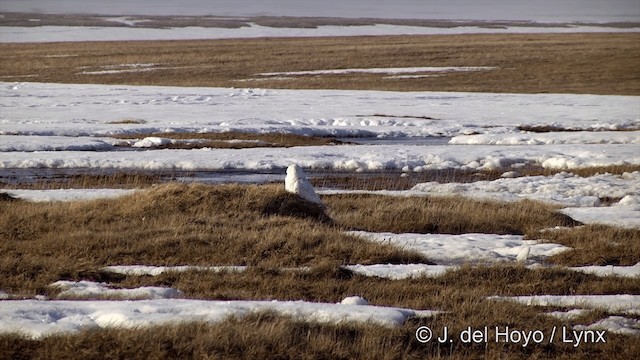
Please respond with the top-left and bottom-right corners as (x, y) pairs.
(2, 33), (639, 95)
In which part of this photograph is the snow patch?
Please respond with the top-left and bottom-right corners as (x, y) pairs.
(102, 265), (248, 276)
(0, 135), (114, 152)
(0, 299), (436, 339)
(490, 295), (640, 314)
(575, 316), (640, 336)
(349, 231), (570, 265)
(340, 296), (369, 305)
(259, 67), (498, 77)
(545, 309), (590, 320)
(344, 264), (453, 280)
(51, 281), (182, 300)
(569, 263), (640, 278)
(3, 189), (137, 202)
(132, 136), (174, 148)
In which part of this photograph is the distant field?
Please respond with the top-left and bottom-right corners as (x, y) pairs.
(1, 33), (639, 95)
(1, 29), (639, 359)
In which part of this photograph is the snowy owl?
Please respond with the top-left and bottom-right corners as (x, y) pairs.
(516, 246), (530, 263)
(285, 164), (323, 206)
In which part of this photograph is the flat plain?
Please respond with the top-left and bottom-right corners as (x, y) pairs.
(1, 33), (639, 94)
(1, 30), (639, 359)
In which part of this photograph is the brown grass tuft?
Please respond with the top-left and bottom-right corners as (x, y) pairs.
(325, 193), (578, 236)
(537, 225), (640, 266)
(0, 183), (426, 296)
(114, 131), (344, 149)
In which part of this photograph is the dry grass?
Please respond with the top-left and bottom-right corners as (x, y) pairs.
(3, 164), (638, 191)
(517, 125), (640, 133)
(325, 193), (579, 236)
(2, 182), (634, 297)
(114, 130), (345, 149)
(3, 12), (638, 30)
(0, 183), (424, 296)
(1, 33), (639, 95)
(102, 265), (639, 308)
(313, 165), (640, 191)
(3, 309), (640, 360)
(537, 225), (640, 266)
(1, 183), (638, 358)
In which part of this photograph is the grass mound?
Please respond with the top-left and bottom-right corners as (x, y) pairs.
(325, 194), (579, 236)
(0, 183), (425, 297)
(262, 192), (332, 224)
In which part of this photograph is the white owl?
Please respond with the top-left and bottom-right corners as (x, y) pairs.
(285, 164), (323, 206)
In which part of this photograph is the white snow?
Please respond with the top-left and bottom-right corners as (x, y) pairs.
(490, 295), (640, 314)
(344, 263), (640, 280)
(344, 264), (453, 280)
(3, 83), (637, 140)
(51, 281), (183, 300)
(349, 231), (570, 265)
(409, 172), (640, 208)
(131, 136), (174, 148)
(449, 131), (640, 145)
(569, 263), (640, 278)
(2, 144), (637, 173)
(3, 24), (639, 43)
(0, 299), (435, 339)
(545, 309), (590, 320)
(561, 203), (640, 229)
(258, 67), (499, 77)
(0, 135), (114, 152)
(285, 164), (323, 205)
(340, 296), (368, 306)
(575, 316), (640, 336)
(102, 265), (248, 276)
(2, 189), (137, 202)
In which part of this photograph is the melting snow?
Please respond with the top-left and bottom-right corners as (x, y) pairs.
(102, 265), (248, 276)
(51, 281), (182, 300)
(0, 299), (435, 339)
(349, 231), (570, 265)
(258, 66), (498, 77)
(343, 263), (640, 280)
(490, 295), (640, 314)
(575, 316), (640, 336)
(3, 189), (137, 202)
